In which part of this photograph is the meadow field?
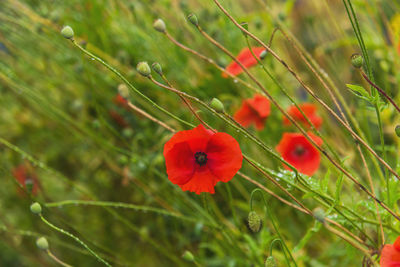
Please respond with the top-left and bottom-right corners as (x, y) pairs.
(1, 0), (400, 266)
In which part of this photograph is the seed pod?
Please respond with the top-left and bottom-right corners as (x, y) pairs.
(260, 50), (268, 60)
(153, 19), (166, 33)
(36, 237), (49, 250)
(61, 26), (74, 39)
(247, 211), (262, 233)
(351, 53), (363, 69)
(265, 256), (277, 267)
(151, 62), (163, 75)
(30, 202), (42, 214)
(136, 62), (151, 77)
(395, 125), (400, 137)
(210, 98), (224, 113)
(182, 251), (195, 262)
(118, 84), (129, 99)
(313, 207), (325, 223)
(187, 14), (198, 26)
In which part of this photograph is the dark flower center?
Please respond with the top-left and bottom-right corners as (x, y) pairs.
(294, 145), (306, 156)
(194, 152), (208, 166)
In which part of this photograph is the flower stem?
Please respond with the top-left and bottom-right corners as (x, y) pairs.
(39, 214), (111, 267)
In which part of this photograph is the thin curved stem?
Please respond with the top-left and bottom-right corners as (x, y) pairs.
(250, 189), (297, 267)
(39, 214), (111, 267)
(211, 0), (400, 222)
(70, 39), (194, 129)
(47, 250), (73, 267)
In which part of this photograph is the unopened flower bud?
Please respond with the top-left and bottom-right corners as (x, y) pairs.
(187, 14), (198, 26)
(210, 98), (224, 113)
(278, 13), (286, 21)
(265, 256), (277, 267)
(182, 251), (195, 262)
(153, 19), (166, 33)
(313, 207), (325, 223)
(351, 53), (363, 69)
(30, 202), (42, 214)
(36, 237), (49, 250)
(136, 62), (151, 77)
(117, 84), (129, 99)
(152, 62), (163, 75)
(247, 211), (262, 233)
(260, 50), (268, 59)
(395, 125), (400, 137)
(61, 26), (74, 39)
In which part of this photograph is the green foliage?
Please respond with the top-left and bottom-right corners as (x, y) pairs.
(1, 0), (400, 266)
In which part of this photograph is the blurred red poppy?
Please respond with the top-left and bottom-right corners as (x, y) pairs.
(113, 94), (128, 108)
(12, 165), (40, 196)
(380, 236), (400, 267)
(276, 132), (323, 176)
(283, 103), (322, 129)
(163, 125), (243, 194)
(233, 94), (270, 130)
(222, 47), (265, 78)
(109, 110), (129, 128)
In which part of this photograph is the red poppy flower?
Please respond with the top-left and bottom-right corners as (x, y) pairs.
(233, 94), (270, 130)
(283, 103), (322, 129)
(276, 132), (323, 176)
(222, 47), (265, 78)
(380, 236), (400, 267)
(12, 165), (40, 196)
(163, 125), (243, 194)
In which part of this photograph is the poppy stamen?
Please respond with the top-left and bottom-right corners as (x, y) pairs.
(194, 152), (208, 166)
(294, 145), (305, 156)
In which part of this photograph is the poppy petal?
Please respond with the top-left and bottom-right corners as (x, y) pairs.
(283, 103), (322, 129)
(380, 244), (400, 267)
(179, 168), (218, 194)
(254, 116), (266, 130)
(206, 132), (243, 182)
(247, 94), (270, 118)
(233, 102), (255, 128)
(276, 132), (322, 176)
(163, 124), (213, 155)
(164, 142), (195, 185)
(222, 47), (265, 77)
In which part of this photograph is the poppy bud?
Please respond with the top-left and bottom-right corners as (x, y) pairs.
(30, 202), (42, 214)
(210, 98), (224, 113)
(118, 84), (129, 99)
(151, 62), (163, 75)
(351, 53), (363, 69)
(182, 251), (195, 262)
(313, 207), (325, 223)
(36, 237), (49, 250)
(187, 14), (198, 26)
(395, 125), (400, 137)
(61, 26), (74, 39)
(260, 50), (268, 59)
(265, 256), (277, 267)
(153, 19), (166, 33)
(136, 62), (151, 77)
(247, 211), (262, 233)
